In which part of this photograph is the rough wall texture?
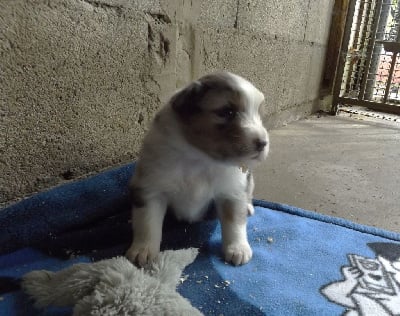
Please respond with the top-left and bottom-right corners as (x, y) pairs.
(0, 0), (334, 206)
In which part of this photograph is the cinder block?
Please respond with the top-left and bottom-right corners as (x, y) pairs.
(0, 0), (334, 205)
(306, 45), (328, 101)
(237, 0), (308, 41)
(0, 0), (156, 203)
(197, 0), (238, 29)
(305, 0), (335, 44)
(199, 28), (316, 117)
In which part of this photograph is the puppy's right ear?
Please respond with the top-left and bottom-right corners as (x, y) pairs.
(170, 81), (204, 118)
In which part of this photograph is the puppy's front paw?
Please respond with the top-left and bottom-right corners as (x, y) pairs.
(126, 243), (159, 267)
(224, 242), (253, 266)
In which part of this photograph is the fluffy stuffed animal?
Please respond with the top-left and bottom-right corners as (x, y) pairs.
(22, 248), (203, 316)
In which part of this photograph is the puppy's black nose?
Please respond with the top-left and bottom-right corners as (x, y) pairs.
(255, 139), (267, 152)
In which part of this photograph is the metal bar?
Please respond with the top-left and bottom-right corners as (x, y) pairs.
(338, 96), (400, 114)
(359, 0), (384, 100)
(383, 4), (400, 103)
(383, 51), (398, 102)
(332, 0), (358, 114)
(353, 1), (373, 92)
(365, 0), (391, 100)
(358, 1), (372, 56)
(345, 0), (367, 92)
(388, 0), (400, 41)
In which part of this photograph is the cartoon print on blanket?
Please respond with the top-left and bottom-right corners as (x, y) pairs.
(321, 242), (400, 316)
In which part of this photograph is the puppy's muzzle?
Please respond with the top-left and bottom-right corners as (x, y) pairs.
(254, 139), (268, 152)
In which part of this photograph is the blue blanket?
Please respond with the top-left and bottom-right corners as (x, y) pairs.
(1, 164), (400, 316)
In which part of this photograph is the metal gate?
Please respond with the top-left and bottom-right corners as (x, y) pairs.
(333, 0), (400, 114)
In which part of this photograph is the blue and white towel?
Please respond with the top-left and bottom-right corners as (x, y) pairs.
(1, 164), (400, 315)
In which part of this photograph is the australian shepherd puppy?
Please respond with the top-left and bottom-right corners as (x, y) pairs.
(126, 71), (269, 266)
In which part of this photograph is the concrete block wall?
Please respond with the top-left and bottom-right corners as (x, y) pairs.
(0, 0), (334, 206)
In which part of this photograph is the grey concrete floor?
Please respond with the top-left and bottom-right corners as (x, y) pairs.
(254, 114), (400, 233)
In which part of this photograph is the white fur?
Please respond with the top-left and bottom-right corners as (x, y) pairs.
(22, 249), (203, 316)
(126, 72), (269, 266)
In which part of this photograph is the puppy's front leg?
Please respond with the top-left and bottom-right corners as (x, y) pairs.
(126, 197), (167, 266)
(217, 199), (252, 266)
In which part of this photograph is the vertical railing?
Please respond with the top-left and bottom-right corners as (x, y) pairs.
(332, 0), (400, 115)
(359, 0), (384, 100)
(332, 0), (358, 113)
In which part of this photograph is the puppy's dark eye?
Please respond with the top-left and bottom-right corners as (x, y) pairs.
(214, 105), (237, 120)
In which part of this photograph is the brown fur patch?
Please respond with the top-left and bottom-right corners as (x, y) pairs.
(220, 199), (247, 224)
(245, 171), (253, 194)
(129, 184), (145, 208)
(171, 73), (257, 161)
(245, 170), (255, 205)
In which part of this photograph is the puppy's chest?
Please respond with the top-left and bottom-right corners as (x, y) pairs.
(164, 165), (216, 220)
(169, 167), (214, 199)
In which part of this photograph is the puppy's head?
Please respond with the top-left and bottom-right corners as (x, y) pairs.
(170, 71), (269, 165)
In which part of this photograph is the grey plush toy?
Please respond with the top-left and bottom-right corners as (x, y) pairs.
(22, 248), (203, 316)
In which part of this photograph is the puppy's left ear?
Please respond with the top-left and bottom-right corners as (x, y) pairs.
(170, 81), (204, 118)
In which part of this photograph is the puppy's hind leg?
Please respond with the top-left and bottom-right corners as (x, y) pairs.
(126, 193), (167, 267)
(217, 198), (252, 266)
